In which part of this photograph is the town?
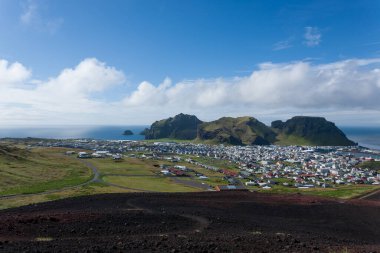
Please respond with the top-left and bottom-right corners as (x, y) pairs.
(31, 138), (380, 191)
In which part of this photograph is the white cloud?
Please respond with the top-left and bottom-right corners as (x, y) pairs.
(0, 59), (31, 86)
(1, 57), (380, 126)
(41, 58), (125, 95)
(20, 0), (63, 34)
(0, 58), (125, 125)
(124, 78), (171, 107)
(304, 26), (321, 47)
(122, 58), (380, 125)
(124, 59), (380, 110)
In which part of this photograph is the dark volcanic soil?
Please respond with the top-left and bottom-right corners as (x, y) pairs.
(0, 192), (380, 252)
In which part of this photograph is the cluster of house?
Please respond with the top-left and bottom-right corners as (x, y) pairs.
(32, 139), (380, 189)
(69, 150), (123, 160)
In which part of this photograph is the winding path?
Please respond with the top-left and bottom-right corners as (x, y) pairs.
(0, 158), (208, 200)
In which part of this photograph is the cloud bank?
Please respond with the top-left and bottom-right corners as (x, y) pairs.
(1, 58), (380, 126)
(0, 58), (125, 125)
(124, 59), (380, 109)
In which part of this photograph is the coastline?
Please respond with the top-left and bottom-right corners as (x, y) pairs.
(0, 126), (380, 151)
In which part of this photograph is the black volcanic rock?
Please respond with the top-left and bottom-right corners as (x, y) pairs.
(144, 113), (203, 140)
(271, 116), (356, 146)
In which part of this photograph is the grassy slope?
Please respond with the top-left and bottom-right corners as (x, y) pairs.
(274, 133), (313, 146)
(0, 146), (92, 196)
(199, 117), (257, 144)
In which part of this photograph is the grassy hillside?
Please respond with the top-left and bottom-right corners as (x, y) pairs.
(0, 145), (92, 196)
(272, 116), (355, 146)
(274, 133), (313, 146)
(198, 116), (276, 145)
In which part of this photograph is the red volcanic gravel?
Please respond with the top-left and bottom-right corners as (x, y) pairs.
(0, 191), (379, 252)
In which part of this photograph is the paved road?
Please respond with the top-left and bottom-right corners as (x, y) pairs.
(170, 177), (213, 191)
(358, 187), (380, 201)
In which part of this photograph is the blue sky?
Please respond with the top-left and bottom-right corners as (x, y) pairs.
(0, 0), (380, 126)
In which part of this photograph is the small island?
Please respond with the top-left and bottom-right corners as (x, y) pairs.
(122, 130), (134, 136)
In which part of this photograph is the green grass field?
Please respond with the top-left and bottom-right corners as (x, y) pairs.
(254, 184), (379, 199)
(103, 175), (200, 192)
(1, 143), (379, 210)
(89, 157), (158, 175)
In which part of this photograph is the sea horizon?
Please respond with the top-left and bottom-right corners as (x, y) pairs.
(0, 125), (148, 141)
(0, 125), (380, 151)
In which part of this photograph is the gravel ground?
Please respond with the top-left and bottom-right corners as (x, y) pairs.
(0, 191), (379, 252)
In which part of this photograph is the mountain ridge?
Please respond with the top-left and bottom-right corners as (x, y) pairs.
(142, 113), (356, 146)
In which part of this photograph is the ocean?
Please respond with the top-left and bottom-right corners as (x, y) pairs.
(0, 126), (147, 141)
(340, 127), (380, 151)
(0, 126), (379, 150)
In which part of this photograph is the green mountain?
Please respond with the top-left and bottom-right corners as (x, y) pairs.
(142, 114), (356, 146)
(271, 116), (356, 146)
(198, 116), (276, 145)
(143, 113), (203, 140)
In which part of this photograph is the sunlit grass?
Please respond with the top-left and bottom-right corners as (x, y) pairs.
(0, 147), (92, 196)
(103, 175), (200, 192)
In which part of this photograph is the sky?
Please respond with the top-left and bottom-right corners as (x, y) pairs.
(0, 0), (380, 127)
